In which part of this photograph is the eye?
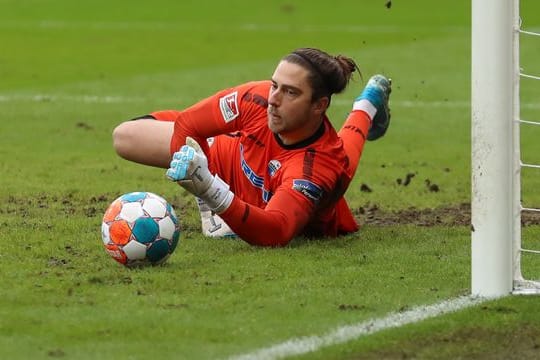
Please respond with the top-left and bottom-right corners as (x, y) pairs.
(286, 88), (297, 96)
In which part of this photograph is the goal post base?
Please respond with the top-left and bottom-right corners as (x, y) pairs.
(512, 279), (540, 295)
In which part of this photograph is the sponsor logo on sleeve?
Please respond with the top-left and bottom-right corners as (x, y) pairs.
(219, 91), (239, 123)
(292, 179), (323, 203)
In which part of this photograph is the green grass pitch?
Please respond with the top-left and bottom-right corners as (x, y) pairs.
(1, 0), (540, 359)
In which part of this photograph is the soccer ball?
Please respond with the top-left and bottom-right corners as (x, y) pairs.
(101, 192), (181, 267)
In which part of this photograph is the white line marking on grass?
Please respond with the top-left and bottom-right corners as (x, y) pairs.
(0, 95), (475, 107)
(333, 99), (472, 108)
(0, 20), (411, 34)
(340, 99), (539, 110)
(228, 295), (490, 360)
(0, 94), (145, 104)
(2, 94), (539, 110)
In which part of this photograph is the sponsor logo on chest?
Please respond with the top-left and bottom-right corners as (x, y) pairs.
(267, 159), (281, 177)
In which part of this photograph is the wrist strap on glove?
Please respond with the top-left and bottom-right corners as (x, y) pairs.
(200, 174), (234, 213)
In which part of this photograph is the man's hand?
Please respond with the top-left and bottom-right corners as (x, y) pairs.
(166, 137), (213, 195)
(166, 137), (233, 213)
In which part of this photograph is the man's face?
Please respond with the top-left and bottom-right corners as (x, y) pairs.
(267, 60), (325, 144)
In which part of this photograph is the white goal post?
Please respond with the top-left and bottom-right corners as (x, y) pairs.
(471, 0), (540, 296)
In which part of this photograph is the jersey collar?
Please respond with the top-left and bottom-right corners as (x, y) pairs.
(274, 118), (326, 150)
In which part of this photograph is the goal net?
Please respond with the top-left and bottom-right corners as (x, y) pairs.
(471, 0), (540, 296)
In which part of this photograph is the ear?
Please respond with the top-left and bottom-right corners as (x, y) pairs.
(313, 96), (330, 115)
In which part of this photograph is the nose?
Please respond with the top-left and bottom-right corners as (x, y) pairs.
(268, 87), (281, 107)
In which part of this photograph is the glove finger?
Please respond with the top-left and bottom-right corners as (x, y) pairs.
(174, 146), (195, 161)
(173, 149), (185, 160)
(186, 136), (203, 153)
(165, 167), (179, 181)
(166, 158), (190, 181)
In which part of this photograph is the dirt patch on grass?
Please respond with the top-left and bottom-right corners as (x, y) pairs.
(3, 194), (540, 229)
(355, 202), (540, 227)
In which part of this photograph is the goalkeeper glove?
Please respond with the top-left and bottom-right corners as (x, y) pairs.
(166, 137), (234, 214)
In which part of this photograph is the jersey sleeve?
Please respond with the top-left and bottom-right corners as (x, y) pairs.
(219, 154), (339, 247)
(150, 81), (270, 155)
(219, 185), (316, 247)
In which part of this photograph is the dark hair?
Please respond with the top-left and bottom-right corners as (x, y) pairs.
(283, 47), (360, 102)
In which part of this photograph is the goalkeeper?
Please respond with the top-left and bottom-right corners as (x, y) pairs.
(113, 47), (391, 246)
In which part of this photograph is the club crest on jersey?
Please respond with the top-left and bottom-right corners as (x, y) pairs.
(267, 160), (281, 177)
(219, 91), (239, 123)
(292, 179), (323, 203)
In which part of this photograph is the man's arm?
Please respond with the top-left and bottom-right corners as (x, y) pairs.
(162, 82), (268, 155)
(166, 138), (317, 246)
(218, 188), (313, 246)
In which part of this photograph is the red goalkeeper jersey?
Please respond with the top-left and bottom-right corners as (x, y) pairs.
(152, 80), (361, 246)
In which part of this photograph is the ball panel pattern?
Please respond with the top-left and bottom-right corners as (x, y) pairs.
(121, 192), (147, 202)
(146, 239), (170, 263)
(101, 191), (181, 267)
(119, 202), (144, 223)
(103, 200), (122, 222)
(101, 222), (110, 245)
(105, 244), (128, 264)
(170, 231), (180, 252)
(132, 217), (159, 244)
(142, 198), (167, 218)
(123, 240), (148, 260)
(158, 216), (176, 239)
(168, 205), (178, 224)
(109, 220), (132, 245)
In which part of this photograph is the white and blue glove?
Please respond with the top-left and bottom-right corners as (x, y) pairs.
(166, 137), (234, 214)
